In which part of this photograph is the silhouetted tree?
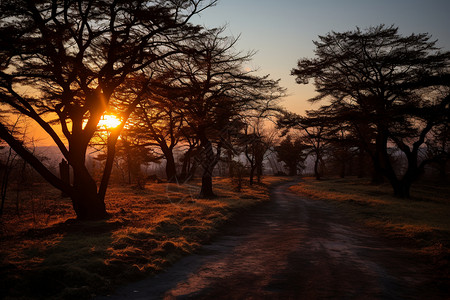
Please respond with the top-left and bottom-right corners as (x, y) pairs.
(274, 136), (308, 176)
(326, 123), (359, 178)
(291, 25), (450, 197)
(160, 28), (284, 198)
(124, 78), (185, 182)
(240, 121), (278, 185)
(0, 0), (215, 219)
(278, 111), (330, 180)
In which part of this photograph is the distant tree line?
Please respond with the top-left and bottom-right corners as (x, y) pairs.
(278, 25), (450, 198)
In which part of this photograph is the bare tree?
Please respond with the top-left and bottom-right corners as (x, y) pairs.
(240, 120), (278, 185)
(156, 28), (285, 197)
(0, 0), (215, 219)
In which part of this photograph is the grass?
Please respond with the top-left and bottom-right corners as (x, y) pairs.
(0, 176), (289, 300)
(290, 176), (450, 292)
(290, 176), (450, 259)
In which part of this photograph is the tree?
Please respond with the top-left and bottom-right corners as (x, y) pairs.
(0, 0), (215, 219)
(124, 77), (185, 183)
(240, 121), (278, 185)
(158, 28), (284, 197)
(291, 25), (450, 197)
(274, 135), (308, 176)
(278, 110), (329, 180)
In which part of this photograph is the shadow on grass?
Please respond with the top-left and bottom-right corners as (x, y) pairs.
(2, 219), (120, 300)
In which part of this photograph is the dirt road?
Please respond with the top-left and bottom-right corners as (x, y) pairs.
(99, 181), (444, 299)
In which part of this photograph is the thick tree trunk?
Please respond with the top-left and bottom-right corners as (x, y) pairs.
(70, 141), (108, 220)
(199, 172), (215, 198)
(164, 151), (178, 183)
(70, 180), (108, 220)
(198, 133), (218, 198)
(256, 167), (262, 183)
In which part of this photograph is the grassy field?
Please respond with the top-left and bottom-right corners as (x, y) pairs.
(290, 176), (450, 280)
(0, 177), (289, 300)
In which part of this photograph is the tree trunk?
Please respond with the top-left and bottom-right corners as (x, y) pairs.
(249, 165), (256, 186)
(371, 157), (385, 184)
(180, 144), (198, 181)
(371, 131), (388, 185)
(357, 148), (365, 178)
(165, 151), (178, 183)
(70, 180), (108, 220)
(70, 142), (108, 220)
(199, 172), (215, 198)
(227, 149), (233, 178)
(288, 164), (297, 176)
(314, 154), (321, 180)
(255, 152), (264, 183)
(180, 152), (190, 181)
(198, 133), (218, 198)
(392, 180), (411, 198)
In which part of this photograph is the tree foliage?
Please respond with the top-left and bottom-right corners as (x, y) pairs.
(291, 25), (450, 197)
(145, 28), (284, 197)
(274, 135), (308, 176)
(0, 0), (215, 219)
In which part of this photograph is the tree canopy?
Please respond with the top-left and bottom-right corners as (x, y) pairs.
(290, 25), (450, 197)
(0, 0), (216, 219)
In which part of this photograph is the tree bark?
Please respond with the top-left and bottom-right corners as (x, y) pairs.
(288, 164), (297, 176)
(71, 177), (108, 220)
(199, 172), (215, 198)
(314, 154), (321, 180)
(70, 137), (108, 220)
(198, 133), (218, 198)
(164, 151), (178, 183)
(249, 165), (256, 186)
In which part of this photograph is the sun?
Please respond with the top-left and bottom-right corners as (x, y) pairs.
(98, 114), (122, 129)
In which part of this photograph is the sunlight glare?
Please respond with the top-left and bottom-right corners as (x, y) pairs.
(98, 114), (122, 129)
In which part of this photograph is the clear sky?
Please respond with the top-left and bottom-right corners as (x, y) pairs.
(193, 0), (450, 115)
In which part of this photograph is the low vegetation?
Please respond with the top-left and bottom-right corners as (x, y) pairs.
(0, 177), (287, 300)
(290, 176), (450, 284)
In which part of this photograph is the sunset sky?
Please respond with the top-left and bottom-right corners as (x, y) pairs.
(194, 0), (450, 115)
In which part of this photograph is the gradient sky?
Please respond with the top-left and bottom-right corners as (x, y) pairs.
(193, 0), (450, 115)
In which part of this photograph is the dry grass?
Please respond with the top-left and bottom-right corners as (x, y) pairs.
(0, 177), (287, 300)
(290, 177), (450, 256)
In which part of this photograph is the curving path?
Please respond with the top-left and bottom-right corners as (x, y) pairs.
(99, 181), (443, 299)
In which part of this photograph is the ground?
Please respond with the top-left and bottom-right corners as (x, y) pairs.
(98, 181), (448, 299)
(0, 177), (281, 299)
(1, 177), (448, 299)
